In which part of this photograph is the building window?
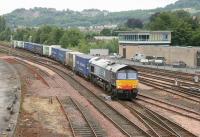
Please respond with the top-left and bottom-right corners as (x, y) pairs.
(162, 34), (168, 41)
(138, 35), (149, 41)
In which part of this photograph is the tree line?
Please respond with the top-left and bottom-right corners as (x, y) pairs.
(0, 17), (118, 53)
(102, 10), (200, 46)
(0, 10), (200, 51)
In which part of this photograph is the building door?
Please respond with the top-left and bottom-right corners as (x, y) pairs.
(123, 48), (126, 58)
(196, 51), (200, 67)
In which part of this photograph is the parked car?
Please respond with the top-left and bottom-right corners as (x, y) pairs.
(109, 53), (122, 59)
(172, 61), (187, 68)
(140, 56), (156, 65)
(140, 58), (149, 65)
(154, 57), (166, 66)
(146, 56), (156, 64)
(131, 53), (145, 62)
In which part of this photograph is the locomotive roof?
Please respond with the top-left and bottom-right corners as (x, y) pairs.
(90, 58), (136, 73)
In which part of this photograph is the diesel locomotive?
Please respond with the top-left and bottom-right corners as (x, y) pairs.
(89, 58), (138, 100)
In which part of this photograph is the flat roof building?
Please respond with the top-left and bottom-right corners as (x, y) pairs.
(118, 31), (200, 67)
(118, 31), (171, 46)
(118, 31), (172, 58)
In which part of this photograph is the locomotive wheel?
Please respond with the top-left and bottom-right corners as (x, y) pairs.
(103, 83), (107, 91)
(132, 90), (138, 99)
(111, 89), (118, 100)
(106, 84), (112, 92)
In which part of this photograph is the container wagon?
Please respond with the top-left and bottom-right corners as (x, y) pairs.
(24, 42), (34, 52)
(17, 41), (24, 49)
(34, 43), (43, 55)
(51, 47), (71, 64)
(58, 48), (71, 64)
(51, 47), (60, 61)
(13, 40), (17, 48)
(75, 54), (94, 78)
(43, 45), (61, 57)
(67, 52), (83, 70)
(43, 45), (50, 56)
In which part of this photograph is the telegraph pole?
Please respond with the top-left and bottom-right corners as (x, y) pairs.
(9, 35), (13, 55)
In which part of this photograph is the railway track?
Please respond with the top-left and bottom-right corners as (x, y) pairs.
(56, 96), (104, 137)
(140, 77), (200, 103)
(120, 101), (177, 137)
(137, 95), (200, 121)
(140, 76), (200, 97)
(29, 60), (200, 137)
(121, 101), (197, 137)
(42, 63), (152, 137)
(16, 57), (153, 136)
(1, 45), (199, 136)
(0, 45), (60, 66)
(133, 65), (198, 82)
(140, 72), (200, 89)
(139, 76), (200, 100)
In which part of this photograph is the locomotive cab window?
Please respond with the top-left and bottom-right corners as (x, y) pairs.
(91, 66), (94, 72)
(127, 70), (137, 79)
(117, 70), (126, 80)
(117, 70), (137, 80)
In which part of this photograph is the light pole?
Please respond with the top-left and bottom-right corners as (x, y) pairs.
(29, 36), (32, 42)
(9, 35), (13, 55)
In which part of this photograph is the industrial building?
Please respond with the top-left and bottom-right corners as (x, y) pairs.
(90, 49), (109, 56)
(118, 31), (200, 67)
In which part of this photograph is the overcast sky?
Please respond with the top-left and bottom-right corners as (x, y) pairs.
(0, 0), (178, 15)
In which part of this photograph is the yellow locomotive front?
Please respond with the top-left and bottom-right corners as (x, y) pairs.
(115, 69), (139, 99)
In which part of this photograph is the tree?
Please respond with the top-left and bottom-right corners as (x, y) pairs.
(59, 29), (84, 48)
(0, 16), (6, 32)
(191, 28), (200, 46)
(0, 27), (11, 41)
(47, 27), (64, 45)
(100, 28), (112, 36)
(147, 11), (200, 46)
(148, 12), (177, 30)
(125, 18), (143, 29)
(149, 12), (161, 22)
(0, 16), (12, 41)
(172, 21), (193, 46)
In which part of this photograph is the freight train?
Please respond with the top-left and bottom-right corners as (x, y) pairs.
(12, 40), (139, 100)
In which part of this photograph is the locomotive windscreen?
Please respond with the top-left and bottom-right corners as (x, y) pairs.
(127, 70), (137, 79)
(117, 70), (137, 80)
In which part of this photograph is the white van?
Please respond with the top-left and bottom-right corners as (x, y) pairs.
(131, 53), (145, 62)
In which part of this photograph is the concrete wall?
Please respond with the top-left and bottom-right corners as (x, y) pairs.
(119, 45), (200, 67)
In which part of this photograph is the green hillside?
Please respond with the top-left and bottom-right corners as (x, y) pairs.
(4, 0), (200, 28)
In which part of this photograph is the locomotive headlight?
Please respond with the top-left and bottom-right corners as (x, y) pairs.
(117, 85), (121, 89)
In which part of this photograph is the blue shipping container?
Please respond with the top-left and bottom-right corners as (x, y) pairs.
(51, 47), (60, 61)
(51, 47), (70, 63)
(75, 54), (94, 78)
(34, 43), (43, 55)
(57, 48), (70, 64)
(24, 42), (34, 52)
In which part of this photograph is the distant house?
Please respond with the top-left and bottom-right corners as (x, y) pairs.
(94, 36), (118, 41)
